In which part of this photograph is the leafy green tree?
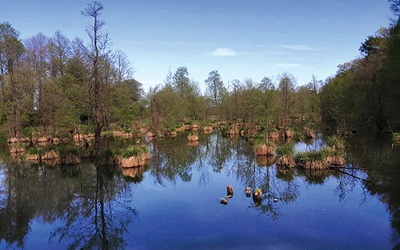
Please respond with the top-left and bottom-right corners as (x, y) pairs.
(278, 73), (296, 128)
(205, 70), (226, 119)
(0, 22), (26, 138)
(258, 77), (277, 125)
(48, 30), (71, 78)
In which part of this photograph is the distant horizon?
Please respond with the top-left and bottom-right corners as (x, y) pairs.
(1, 0), (393, 93)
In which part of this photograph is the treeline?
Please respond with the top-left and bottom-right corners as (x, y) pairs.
(320, 1), (400, 133)
(0, 2), (145, 147)
(1, 1), (399, 144)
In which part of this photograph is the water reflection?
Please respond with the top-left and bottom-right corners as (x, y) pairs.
(0, 132), (399, 248)
(0, 158), (136, 249)
(345, 135), (400, 248)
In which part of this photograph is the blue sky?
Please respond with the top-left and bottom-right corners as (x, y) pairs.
(1, 0), (393, 92)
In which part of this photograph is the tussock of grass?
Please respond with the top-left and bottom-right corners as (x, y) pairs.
(27, 147), (45, 155)
(276, 143), (295, 157)
(59, 145), (80, 158)
(326, 136), (345, 150)
(121, 145), (149, 158)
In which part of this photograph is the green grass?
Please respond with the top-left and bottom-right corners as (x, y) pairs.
(296, 147), (342, 163)
(27, 146), (45, 155)
(276, 143), (295, 157)
(59, 145), (81, 158)
(326, 135), (345, 150)
(121, 145), (149, 158)
(296, 150), (325, 162)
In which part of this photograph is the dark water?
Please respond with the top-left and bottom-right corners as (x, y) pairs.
(0, 132), (399, 249)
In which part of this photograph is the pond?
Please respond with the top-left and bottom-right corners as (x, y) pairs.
(0, 132), (399, 249)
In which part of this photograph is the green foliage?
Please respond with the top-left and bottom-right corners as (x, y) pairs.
(326, 136), (345, 150)
(276, 143), (295, 157)
(97, 148), (117, 164)
(120, 145), (149, 158)
(296, 150), (326, 162)
(58, 145), (81, 158)
(27, 146), (45, 155)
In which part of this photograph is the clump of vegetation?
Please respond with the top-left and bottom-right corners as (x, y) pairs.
(275, 143), (296, 168)
(253, 138), (276, 156)
(326, 136), (345, 150)
(27, 146), (45, 156)
(295, 146), (345, 169)
(295, 150), (327, 170)
(121, 145), (149, 158)
(276, 143), (295, 157)
(119, 145), (150, 168)
(58, 145), (81, 165)
(296, 150), (326, 163)
(187, 131), (199, 142)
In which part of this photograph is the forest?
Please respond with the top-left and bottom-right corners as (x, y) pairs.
(0, 1), (399, 153)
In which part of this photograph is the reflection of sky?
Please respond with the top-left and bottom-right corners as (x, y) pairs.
(0, 134), (394, 249)
(126, 154), (392, 249)
(295, 136), (326, 152)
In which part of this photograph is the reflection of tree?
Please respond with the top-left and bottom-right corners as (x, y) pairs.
(346, 136), (400, 248)
(0, 146), (138, 249)
(0, 161), (35, 248)
(50, 165), (136, 249)
(150, 134), (198, 185)
(208, 133), (235, 173)
(297, 168), (332, 185)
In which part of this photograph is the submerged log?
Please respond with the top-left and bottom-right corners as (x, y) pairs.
(252, 189), (263, 206)
(245, 187), (251, 197)
(220, 198), (228, 205)
(227, 185), (234, 197)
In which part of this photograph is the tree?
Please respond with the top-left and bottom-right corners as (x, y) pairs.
(25, 33), (51, 130)
(172, 66), (191, 98)
(171, 66), (200, 121)
(258, 77), (277, 124)
(205, 70), (226, 120)
(0, 22), (26, 138)
(278, 73), (296, 128)
(82, 1), (111, 154)
(112, 49), (134, 84)
(49, 30), (71, 78)
(389, 0), (400, 18)
(205, 70), (225, 107)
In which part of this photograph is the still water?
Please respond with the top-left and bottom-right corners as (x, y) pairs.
(0, 132), (399, 249)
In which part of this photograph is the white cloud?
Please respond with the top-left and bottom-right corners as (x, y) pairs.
(208, 47), (238, 57)
(280, 45), (315, 51)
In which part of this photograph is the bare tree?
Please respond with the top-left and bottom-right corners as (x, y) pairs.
(82, 1), (111, 154)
